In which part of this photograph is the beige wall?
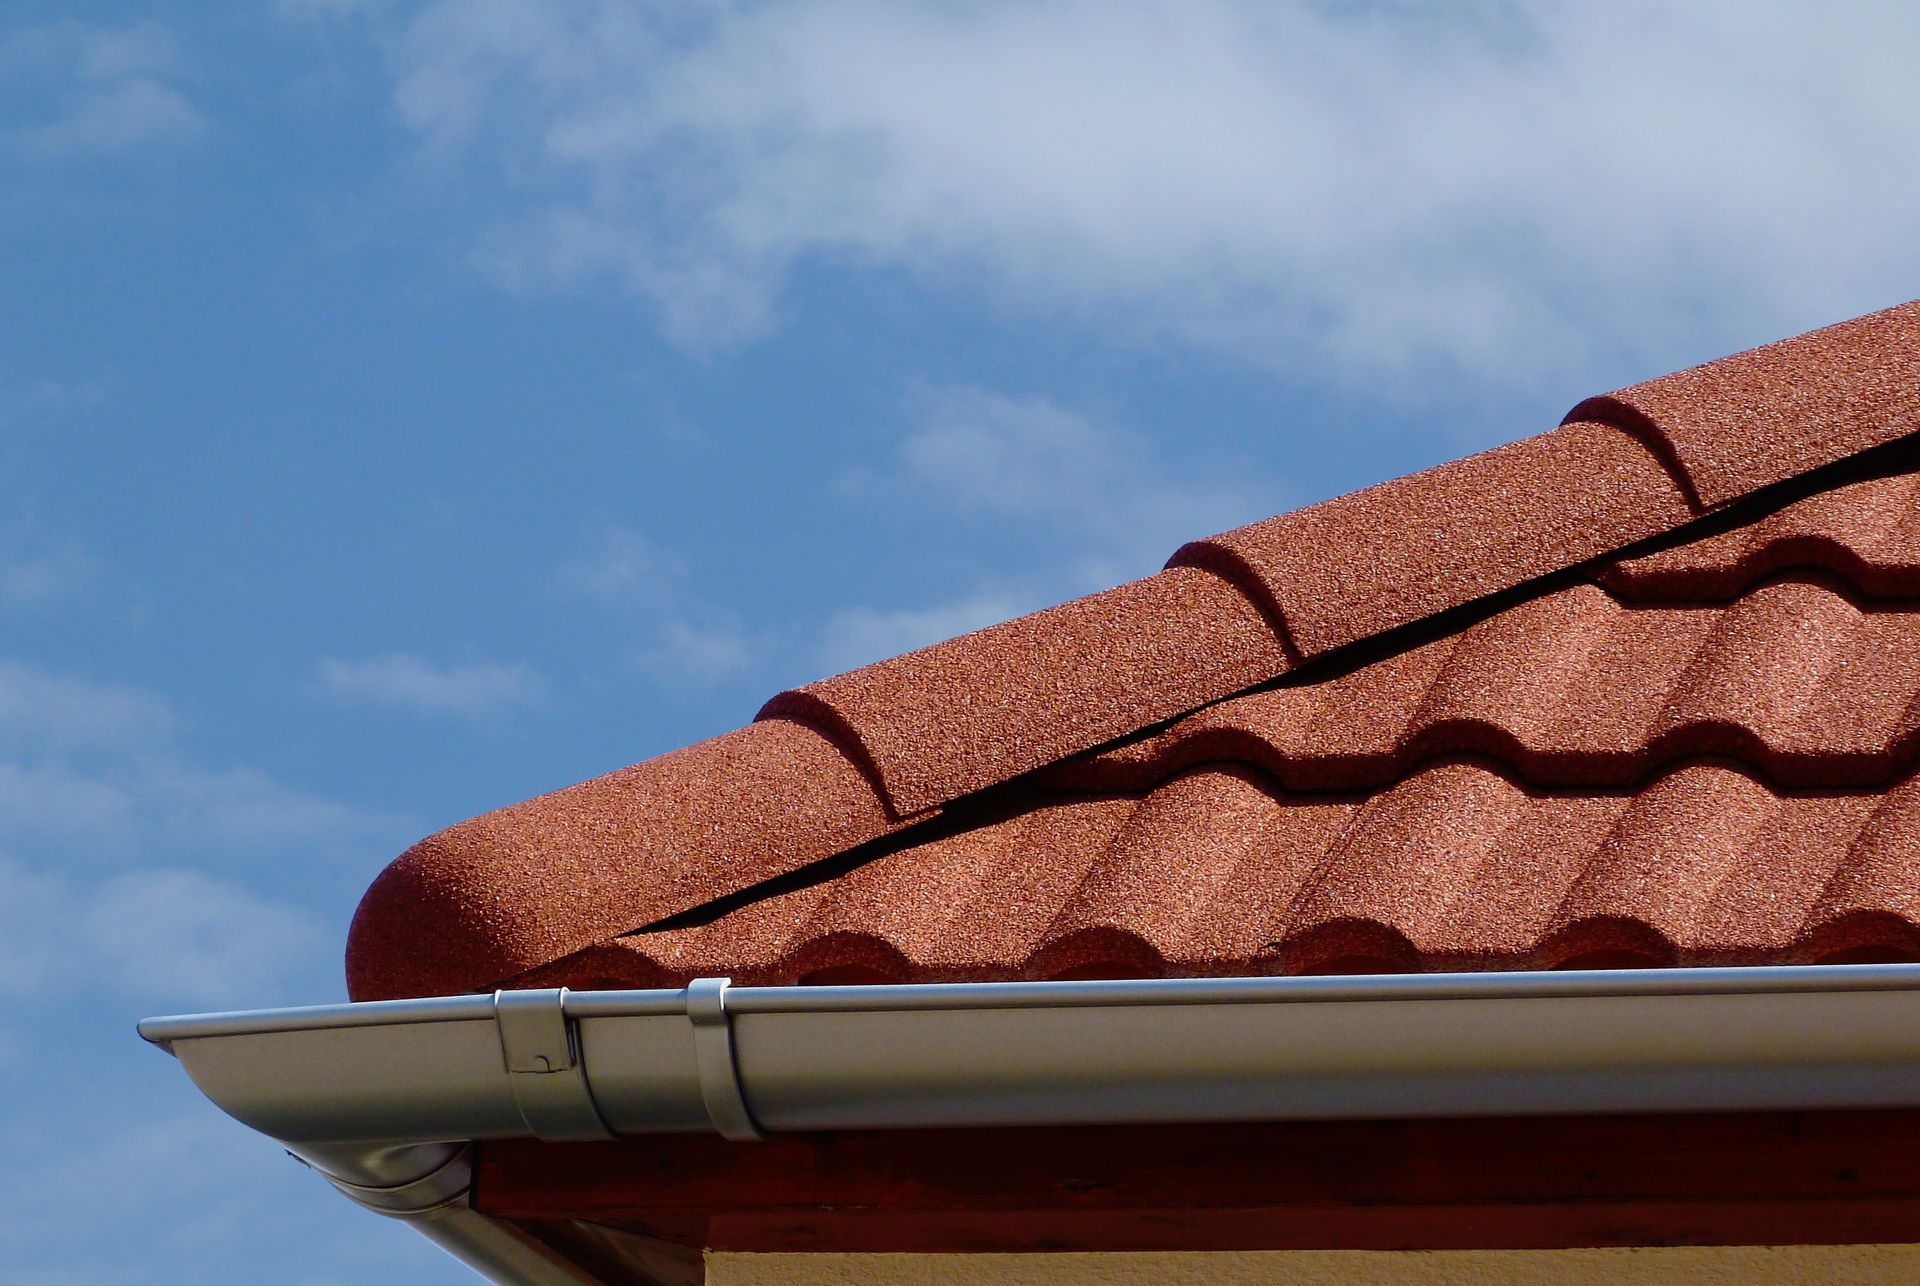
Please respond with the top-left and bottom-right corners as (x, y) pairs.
(709, 1245), (1920, 1285)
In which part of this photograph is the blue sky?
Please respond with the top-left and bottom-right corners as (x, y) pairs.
(3, 2), (1918, 1280)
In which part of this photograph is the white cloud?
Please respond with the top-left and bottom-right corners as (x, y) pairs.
(898, 387), (1261, 575)
(0, 855), (327, 1006)
(0, 659), (406, 864)
(0, 659), (174, 752)
(0, 1103), (461, 1283)
(0, 1111), (285, 1280)
(143, 762), (397, 852)
(0, 755), (400, 865)
(813, 388), (1264, 671)
(318, 652), (542, 715)
(0, 22), (208, 157)
(0, 382), (113, 609)
(0, 537), (101, 610)
(559, 522), (754, 682)
(331, 1), (1920, 390)
(557, 520), (684, 606)
(818, 589), (1034, 674)
(0, 762), (137, 850)
(86, 868), (330, 1005)
(636, 620), (752, 681)
(0, 657), (418, 1278)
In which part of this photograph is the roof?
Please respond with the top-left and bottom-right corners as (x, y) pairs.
(346, 300), (1920, 1002)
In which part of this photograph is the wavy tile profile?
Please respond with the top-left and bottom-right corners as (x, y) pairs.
(1598, 466), (1920, 600)
(347, 299), (1920, 1002)
(1042, 576), (1920, 793)
(512, 760), (1920, 989)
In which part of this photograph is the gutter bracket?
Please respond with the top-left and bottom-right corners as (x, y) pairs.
(494, 988), (614, 1141)
(686, 977), (764, 1141)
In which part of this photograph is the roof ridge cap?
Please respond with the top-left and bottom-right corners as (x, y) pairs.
(345, 302), (1920, 998)
(759, 302), (1919, 820)
(1563, 298), (1920, 508)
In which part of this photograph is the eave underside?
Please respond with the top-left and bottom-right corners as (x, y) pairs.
(474, 1110), (1920, 1281)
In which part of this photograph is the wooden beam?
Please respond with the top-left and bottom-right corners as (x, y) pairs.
(474, 1112), (1920, 1253)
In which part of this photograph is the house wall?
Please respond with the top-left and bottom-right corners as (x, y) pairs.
(708, 1244), (1920, 1285)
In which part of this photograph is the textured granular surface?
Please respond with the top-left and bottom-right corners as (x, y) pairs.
(1168, 419), (1693, 658)
(759, 566), (1291, 818)
(346, 300), (1920, 1002)
(1567, 299), (1920, 507)
(346, 718), (897, 1000)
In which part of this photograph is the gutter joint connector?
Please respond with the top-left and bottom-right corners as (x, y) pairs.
(494, 988), (614, 1141)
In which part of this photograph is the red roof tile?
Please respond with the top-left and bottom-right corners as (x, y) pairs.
(508, 760), (1920, 988)
(1567, 299), (1920, 508)
(346, 719), (897, 1000)
(758, 566), (1290, 818)
(346, 301), (1920, 1002)
(1036, 575), (1920, 792)
(1167, 419), (1694, 658)
(1597, 466), (1920, 600)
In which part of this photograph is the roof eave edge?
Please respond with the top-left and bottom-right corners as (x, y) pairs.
(147, 961), (1920, 1131)
(145, 964), (1920, 1280)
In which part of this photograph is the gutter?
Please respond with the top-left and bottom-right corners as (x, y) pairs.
(142, 964), (1920, 1283)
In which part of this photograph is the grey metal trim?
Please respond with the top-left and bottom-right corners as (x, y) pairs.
(138, 993), (504, 1045)
(143, 963), (1920, 1285)
(716, 962), (1920, 1013)
(139, 962), (1920, 1048)
(685, 977), (764, 1141)
(147, 966), (1920, 1142)
(494, 989), (614, 1141)
(321, 1141), (477, 1216)
(288, 1140), (606, 1284)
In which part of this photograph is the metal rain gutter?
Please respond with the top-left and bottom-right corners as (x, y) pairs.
(142, 964), (1920, 1283)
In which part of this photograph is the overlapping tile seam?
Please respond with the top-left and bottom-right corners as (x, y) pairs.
(351, 437), (1920, 1002)
(570, 741), (1920, 976)
(764, 405), (1920, 825)
(1565, 298), (1920, 507)
(610, 724), (1920, 963)
(1591, 442), (1920, 597)
(568, 466), (1920, 981)
(1061, 448), (1920, 777)
(1047, 574), (1920, 792)
(511, 452), (1920, 986)
(611, 761), (1917, 970)
(345, 300), (1920, 1001)
(521, 756), (1920, 989)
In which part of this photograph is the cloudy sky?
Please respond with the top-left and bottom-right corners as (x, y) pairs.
(4, 2), (1918, 1280)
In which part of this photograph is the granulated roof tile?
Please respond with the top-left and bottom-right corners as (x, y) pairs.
(1167, 419), (1693, 658)
(1597, 467), (1920, 600)
(346, 299), (1920, 1001)
(1039, 576), (1920, 792)
(346, 718), (897, 1001)
(1568, 299), (1920, 508)
(758, 566), (1290, 818)
(1801, 773), (1920, 961)
(507, 759), (1920, 990)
